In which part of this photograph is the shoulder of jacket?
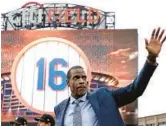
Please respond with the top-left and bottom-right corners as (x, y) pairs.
(55, 98), (69, 111)
(94, 87), (113, 97)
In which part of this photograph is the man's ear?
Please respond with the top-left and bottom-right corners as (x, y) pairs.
(87, 81), (89, 86)
(66, 80), (70, 87)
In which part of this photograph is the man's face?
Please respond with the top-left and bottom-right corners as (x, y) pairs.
(67, 68), (88, 98)
(37, 121), (50, 126)
(12, 124), (21, 126)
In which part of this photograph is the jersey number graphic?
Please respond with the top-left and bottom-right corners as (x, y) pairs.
(37, 58), (67, 90)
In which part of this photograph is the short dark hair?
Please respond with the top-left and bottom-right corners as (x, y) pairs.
(67, 66), (84, 80)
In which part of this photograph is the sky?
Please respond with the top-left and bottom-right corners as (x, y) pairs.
(1, 0), (166, 117)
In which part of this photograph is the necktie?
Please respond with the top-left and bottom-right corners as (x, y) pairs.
(73, 100), (82, 126)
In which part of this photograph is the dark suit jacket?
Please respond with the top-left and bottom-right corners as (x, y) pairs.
(54, 61), (157, 126)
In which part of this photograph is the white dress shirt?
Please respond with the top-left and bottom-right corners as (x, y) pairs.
(64, 93), (99, 126)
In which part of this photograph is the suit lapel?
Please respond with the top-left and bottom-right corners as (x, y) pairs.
(87, 92), (100, 123)
(59, 98), (70, 126)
